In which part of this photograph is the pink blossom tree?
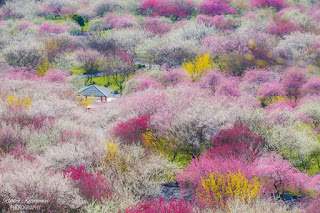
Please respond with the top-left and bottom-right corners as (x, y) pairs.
(38, 22), (66, 35)
(255, 153), (310, 196)
(141, 0), (195, 19)
(302, 78), (320, 96)
(43, 69), (68, 83)
(267, 20), (300, 37)
(282, 68), (307, 101)
(142, 17), (171, 35)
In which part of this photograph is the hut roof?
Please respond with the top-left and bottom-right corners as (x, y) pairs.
(77, 85), (114, 97)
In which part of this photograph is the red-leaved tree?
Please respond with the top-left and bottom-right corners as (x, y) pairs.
(125, 198), (194, 213)
(209, 123), (266, 162)
(63, 164), (111, 201)
(113, 114), (150, 144)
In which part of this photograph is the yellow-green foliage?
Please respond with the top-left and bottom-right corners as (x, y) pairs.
(102, 140), (119, 163)
(261, 96), (293, 106)
(5, 94), (32, 109)
(37, 59), (55, 76)
(37, 39), (58, 76)
(182, 53), (216, 81)
(79, 95), (94, 108)
(142, 128), (178, 157)
(197, 171), (261, 207)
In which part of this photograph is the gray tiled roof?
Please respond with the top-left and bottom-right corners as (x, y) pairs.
(77, 85), (114, 97)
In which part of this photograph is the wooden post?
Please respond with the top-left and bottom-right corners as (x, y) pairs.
(101, 97), (103, 102)
(105, 96), (107, 103)
(85, 96), (87, 101)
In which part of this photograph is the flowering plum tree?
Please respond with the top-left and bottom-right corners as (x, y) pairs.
(141, 0), (195, 19)
(282, 68), (307, 100)
(251, 0), (287, 10)
(112, 114), (150, 144)
(198, 0), (237, 16)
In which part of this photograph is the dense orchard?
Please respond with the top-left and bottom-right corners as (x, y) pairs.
(1, 0), (320, 212)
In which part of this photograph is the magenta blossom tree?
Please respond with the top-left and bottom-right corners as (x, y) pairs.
(112, 114), (150, 144)
(251, 0), (287, 10)
(125, 198), (194, 213)
(267, 20), (300, 37)
(198, 0), (237, 16)
(63, 164), (111, 201)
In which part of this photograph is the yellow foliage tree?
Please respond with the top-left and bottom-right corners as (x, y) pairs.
(37, 39), (58, 76)
(182, 53), (216, 82)
(37, 59), (55, 77)
(142, 128), (178, 159)
(102, 140), (119, 164)
(197, 171), (261, 207)
(80, 95), (95, 108)
(5, 95), (32, 109)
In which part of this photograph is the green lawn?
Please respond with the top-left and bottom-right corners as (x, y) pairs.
(90, 76), (120, 91)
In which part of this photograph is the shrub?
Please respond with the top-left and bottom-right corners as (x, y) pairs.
(198, 0), (237, 16)
(112, 114), (150, 144)
(71, 14), (85, 27)
(63, 164), (111, 201)
(182, 54), (216, 82)
(196, 171), (261, 207)
(125, 198), (194, 213)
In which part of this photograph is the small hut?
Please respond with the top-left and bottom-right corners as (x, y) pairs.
(77, 85), (116, 103)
